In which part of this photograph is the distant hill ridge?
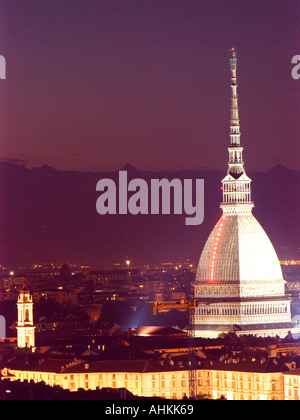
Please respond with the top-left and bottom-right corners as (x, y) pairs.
(0, 162), (299, 268)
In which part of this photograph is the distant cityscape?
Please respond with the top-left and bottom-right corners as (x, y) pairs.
(0, 259), (199, 337)
(0, 259), (300, 329)
(0, 260), (300, 400)
(0, 259), (299, 331)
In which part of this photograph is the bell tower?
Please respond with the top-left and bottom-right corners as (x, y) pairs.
(16, 284), (36, 350)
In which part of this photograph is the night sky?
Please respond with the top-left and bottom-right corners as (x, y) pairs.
(0, 0), (299, 173)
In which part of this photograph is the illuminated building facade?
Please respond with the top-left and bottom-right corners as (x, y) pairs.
(1, 353), (299, 400)
(194, 49), (297, 338)
(16, 284), (36, 349)
(283, 369), (300, 400)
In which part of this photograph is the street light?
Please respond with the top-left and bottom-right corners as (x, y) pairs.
(126, 260), (130, 269)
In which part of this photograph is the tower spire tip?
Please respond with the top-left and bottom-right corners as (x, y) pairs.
(230, 47), (237, 57)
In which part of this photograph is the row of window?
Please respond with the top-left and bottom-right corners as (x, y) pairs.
(222, 193), (251, 203)
(196, 286), (283, 296)
(196, 287), (239, 295)
(196, 303), (289, 316)
(223, 182), (249, 192)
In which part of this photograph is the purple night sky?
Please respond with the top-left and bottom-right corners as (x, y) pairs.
(0, 0), (299, 173)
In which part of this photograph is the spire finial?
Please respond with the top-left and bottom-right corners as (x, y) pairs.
(230, 47), (237, 57)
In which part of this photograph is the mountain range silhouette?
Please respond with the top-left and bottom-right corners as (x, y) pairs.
(0, 162), (299, 269)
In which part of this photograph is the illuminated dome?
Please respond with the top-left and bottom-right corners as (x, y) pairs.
(196, 214), (285, 295)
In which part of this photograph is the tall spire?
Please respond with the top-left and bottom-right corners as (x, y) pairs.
(229, 47), (240, 147)
(228, 47), (244, 175)
(220, 48), (254, 215)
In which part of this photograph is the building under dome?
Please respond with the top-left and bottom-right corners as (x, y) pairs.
(194, 48), (300, 339)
